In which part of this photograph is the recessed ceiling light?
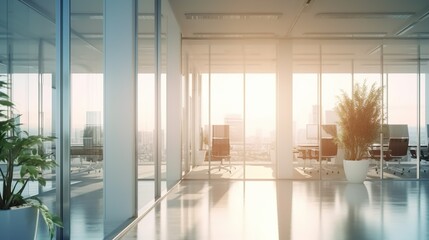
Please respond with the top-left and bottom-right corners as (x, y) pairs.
(408, 32), (429, 37)
(303, 32), (387, 38)
(192, 32), (276, 38)
(71, 13), (154, 20)
(316, 12), (414, 19)
(185, 13), (282, 20)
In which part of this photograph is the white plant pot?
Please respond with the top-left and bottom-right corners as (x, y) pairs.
(343, 159), (370, 183)
(0, 205), (38, 239)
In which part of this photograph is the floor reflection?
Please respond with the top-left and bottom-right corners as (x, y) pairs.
(120, 180), (429, 240)
(35, 174), (161, 239)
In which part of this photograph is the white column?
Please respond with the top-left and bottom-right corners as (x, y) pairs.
(166, 0), (182, 188)
(277, 40), (294, 178)
(104, 0), (137, 232)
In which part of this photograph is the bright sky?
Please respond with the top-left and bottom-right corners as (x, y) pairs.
(201, 73), (276, 138)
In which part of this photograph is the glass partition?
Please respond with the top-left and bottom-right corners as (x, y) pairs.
(183, 41), (277, 179)
(137, 0), (156, 212)
(184, 39), (428, 181)
(320, 79), (351, 180)
(209, 66), (244, 179)
(244, 73), (276, 179)
(244, 44), (276, 179)
(159, 0), (168, 193)
(353, 45), (383, 180)
(382, 41), (419, 179)
(292, 41), (320, 180)
(69, 0), (104, 238)
(291, 39), (427, 180)
(320, 40), (354, 181)
(4, 0), (58, 238)
(182, 42), (210, 179)
(420, 40), (429, 179)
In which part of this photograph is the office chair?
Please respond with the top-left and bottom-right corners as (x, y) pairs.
(369, 137), (409, 175)
(210, 138), (231, 172)
(210, 124), (232, 173)
(408, 148), (429, 174)
(310, 138), (339, 175)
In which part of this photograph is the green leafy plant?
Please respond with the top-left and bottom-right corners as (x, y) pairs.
(334, 82), (382, 160)
(0, 80), (62, 239)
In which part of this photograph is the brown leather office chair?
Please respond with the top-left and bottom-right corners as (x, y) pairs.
(369, 137), (409, 175)
(310, 137), (339, 175)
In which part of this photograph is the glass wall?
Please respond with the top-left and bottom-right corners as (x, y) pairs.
(353, 44), (383, 181)
(421, 40), (429, 179)
(183, 38), (429, 181)
(2, 0), (57, 238)
(209, 43), (245, 179)
(291, 39), (428, 181)
(160, 0), (168, 193)
(244, 72), (276, 179)
(320, 40), (353, 181)
(1, 0), (180, 238)
(292, 41), (320, 180)
(69, 0), (104, 238)
(183, 43), (209, 178)
(382, 41), (419, 179)
(244, 44), (276, 179)
(137, 0), (156, 212)
(210, 72), (244, 179)
(183, 40), (277, 180)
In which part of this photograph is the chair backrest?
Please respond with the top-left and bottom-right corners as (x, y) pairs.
(321, 138), (337, 157)
(388, 137), (409, 157)
(212, 138), (230, 157)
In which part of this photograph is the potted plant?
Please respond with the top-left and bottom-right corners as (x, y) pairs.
(0, 80), (62, 239)
(334, 82), (382, 183)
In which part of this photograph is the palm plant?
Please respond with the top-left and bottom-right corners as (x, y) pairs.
(0, 80), (62, 239)
(335, 82), (382, 160)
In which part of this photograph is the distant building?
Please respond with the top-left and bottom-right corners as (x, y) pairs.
(84, 111), (103, 146)
(224, 114), (243, 144)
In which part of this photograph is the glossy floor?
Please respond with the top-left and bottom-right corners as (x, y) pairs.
(119, 180), (429, 240)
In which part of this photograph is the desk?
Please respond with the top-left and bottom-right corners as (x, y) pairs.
(295, 144), (318, 173)
(295, 140), (339, 174)
(70, 145), (103, 173)
(295, 144), (318, 157)
(368, 144), (390, 159)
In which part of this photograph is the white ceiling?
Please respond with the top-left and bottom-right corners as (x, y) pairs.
(170, 0), (429, 39)
(1, 0), (429, 74)
(173, 0), (429, 73)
